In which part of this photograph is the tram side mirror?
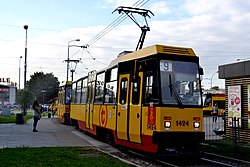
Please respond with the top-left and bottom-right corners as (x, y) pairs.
(199, 67), (204, 75)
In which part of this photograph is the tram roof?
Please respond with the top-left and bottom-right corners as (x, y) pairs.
(108, 44), (196, 68)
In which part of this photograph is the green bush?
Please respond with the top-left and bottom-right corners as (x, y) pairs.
(0, 113), (33, 123)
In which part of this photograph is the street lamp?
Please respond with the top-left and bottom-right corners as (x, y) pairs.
(19, 56), (22, 89)
(210, 71), (218, 88)
(66, 39), (80, 81)
(23, 25), (28, 88)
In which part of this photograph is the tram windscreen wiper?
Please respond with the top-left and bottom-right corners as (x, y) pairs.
(169, 74), (183, 108)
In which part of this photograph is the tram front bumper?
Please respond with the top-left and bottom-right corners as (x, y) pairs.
(152, 131), (205, 145)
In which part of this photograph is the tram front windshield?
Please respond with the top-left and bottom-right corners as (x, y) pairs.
(160, 60), (202, 106)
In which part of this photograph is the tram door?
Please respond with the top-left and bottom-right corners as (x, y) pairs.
(86, 71), (96, 129)
(117, 74), (130, 140)
(128, 72), (143, 143)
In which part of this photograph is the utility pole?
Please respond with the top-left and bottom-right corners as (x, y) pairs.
(64, 59), (80, 81)
(66, 39), (80, 81)
(23, 25), (28, 88)
(71, 69), (75, 81)
(23, 25), (28, 116)
(65, 44), (87, 81)
(19, 56), (22, 89)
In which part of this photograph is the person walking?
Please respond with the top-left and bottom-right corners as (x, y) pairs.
(212, 103), (218, 122)
(32, 101), (41, 132)
(49, 103), (56, 118)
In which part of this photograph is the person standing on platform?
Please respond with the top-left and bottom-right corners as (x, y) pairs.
(212, 103), (218, 123)
(32, 101), (41, 132)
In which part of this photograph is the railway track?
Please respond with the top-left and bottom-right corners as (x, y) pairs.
(200, 152), (250, 167)
(102, 146), (250, 167)
(72, 129), (250, 167)
(123, 149), (250, 166)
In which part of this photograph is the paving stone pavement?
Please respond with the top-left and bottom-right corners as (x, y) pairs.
(0, 116), (91, 149)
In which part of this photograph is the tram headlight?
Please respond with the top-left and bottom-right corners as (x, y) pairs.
(164, 121), (171, 128)
(193, 122), (200, 128)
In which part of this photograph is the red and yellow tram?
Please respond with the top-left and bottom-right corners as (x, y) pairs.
(57, 81), (72, 124)
(57, 44), (205, 154)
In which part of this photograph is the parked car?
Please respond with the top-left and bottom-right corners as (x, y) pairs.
(41, 104), (50, 111)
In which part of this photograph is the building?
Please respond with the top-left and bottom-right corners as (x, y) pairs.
(219, 60), (250, 144)
(0, 84), (16, 106)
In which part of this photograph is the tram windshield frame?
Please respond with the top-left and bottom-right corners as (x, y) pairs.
(160, 60), (202, 107)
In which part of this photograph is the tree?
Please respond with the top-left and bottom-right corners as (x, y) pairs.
(16, 89), (34, 115)
(26, 72), (60, 104)
(211, 86), (219, 90)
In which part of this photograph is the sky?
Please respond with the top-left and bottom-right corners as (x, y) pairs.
(0, 0), (250, 89)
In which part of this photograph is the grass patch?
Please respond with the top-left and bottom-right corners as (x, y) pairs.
(0, 113), (33, 123)
(0, 147), (133, 167)
(200, 141), (250, 161)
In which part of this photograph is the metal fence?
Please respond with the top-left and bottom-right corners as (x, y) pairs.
(204, 116), (226, 140)
(203, 116), (250, 148)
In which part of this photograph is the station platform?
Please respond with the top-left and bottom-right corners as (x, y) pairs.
(0, 116), (93, 148)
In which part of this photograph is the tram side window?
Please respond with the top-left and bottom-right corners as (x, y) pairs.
(86, 71), (97, 104)
(204, 97), (212, 107)
(75, 80), (82, 104)
(94, 72), (105, 104)
(105, 81), (117, 103)
(132, 77), (141, 104)
(104, 68), (117, 104)
(58, 91), (63, 104)
(119, 78), (128, 104)
(71, 83), (77, 104)
(214, 100), (225, 109)
(144, 59), (159, 104)
(65, 87), (71, 104)
(58, 87), (63, 104)
(62, 91), (65, 105)
(145, 72), (159, 103)
(81, 78), (87, 104)
(203, 93), (212, 107)
(87, 82), (95, 103)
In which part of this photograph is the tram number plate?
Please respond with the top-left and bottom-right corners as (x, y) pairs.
(147, 124), (156, 130)
(176, 120), (189, 126)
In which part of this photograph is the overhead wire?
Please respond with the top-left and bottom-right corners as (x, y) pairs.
(72, 0), (150, 71)
(78, 47), (88, 70)
(87, 16), (126, 47)
(69, 47), (81, 59)
(86, 0), (150, 47)
(85, 49), (107, 65)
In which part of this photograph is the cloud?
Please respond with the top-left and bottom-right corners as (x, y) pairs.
(149, 1), (170, 15)
(101, 0), (141, 8)
(145, 1), (250, 88)
(13, 25), (139, 85)
(1, 0), (250, 89)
